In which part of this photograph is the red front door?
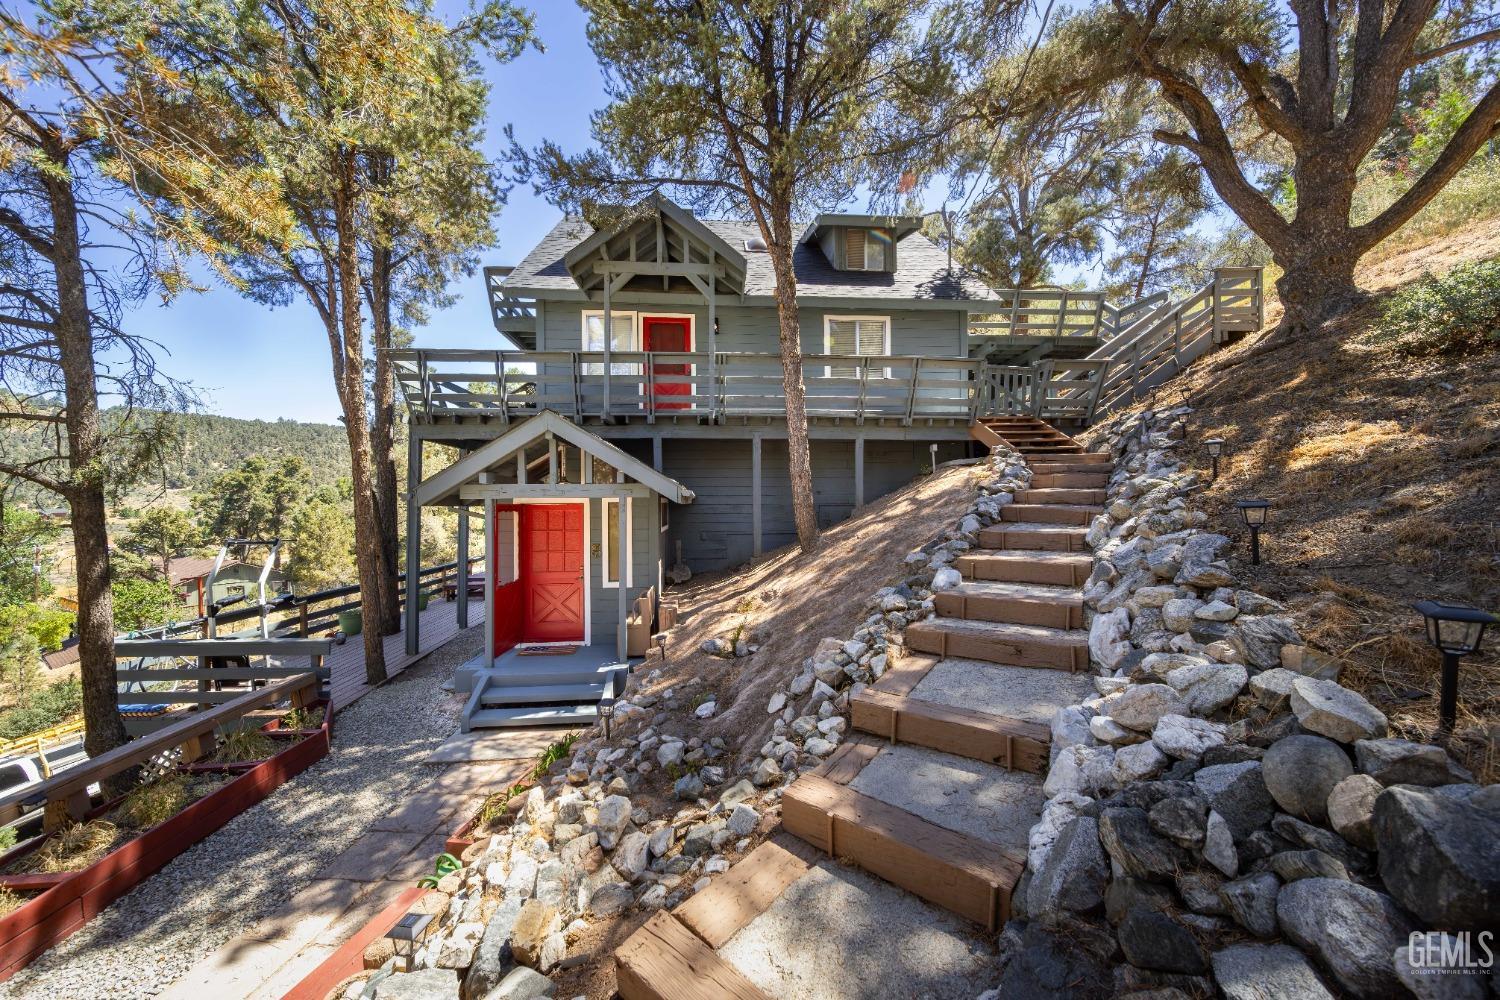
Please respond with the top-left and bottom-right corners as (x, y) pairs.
(642, 316), (692, 410)
(519, 504), (585, 643)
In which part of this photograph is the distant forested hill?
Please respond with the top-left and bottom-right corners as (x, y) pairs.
(164, 412), (349, 490)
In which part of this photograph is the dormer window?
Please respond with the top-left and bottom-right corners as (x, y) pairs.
(844, 228), (890, 270)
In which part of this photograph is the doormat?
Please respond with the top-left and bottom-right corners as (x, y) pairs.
(516, 645), (580, 656)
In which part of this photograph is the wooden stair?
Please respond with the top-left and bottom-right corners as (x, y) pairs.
(614, 446), (1113, 998)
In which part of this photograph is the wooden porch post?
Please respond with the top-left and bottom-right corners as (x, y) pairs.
(616, 492), (628, 659)
(752, 434), (762, 558)
(483, 500), (494, 666)
(603, 275), (613, 418)
(707, 259), (717, 421)
(456, 504), (470, 629)
(404, 433), (422, 655)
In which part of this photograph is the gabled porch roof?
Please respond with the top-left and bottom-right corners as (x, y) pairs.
(559, 193), (748, 299)
(415, 410), (696, 506)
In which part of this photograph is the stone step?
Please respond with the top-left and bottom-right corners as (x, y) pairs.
(1015, 487), (1106, 505)
(999, 503), (1103, 526)
(904, 617), (1088, 671)
(1029, 471), (1110, 489)
(934, 580), (1084, 629)
(895, 659), (1097, 729)
(954, 550), (1092, 586)
(1029, 452), (1111, 466)
(850, 688), (1051, 772)
(619, 840), (1005, 1000)
(466, 704), (598, 728)
(976, 522), (1089, 553)
(782, 771), (1025, 931)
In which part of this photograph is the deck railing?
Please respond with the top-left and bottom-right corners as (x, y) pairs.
(394, 350), (987, 425)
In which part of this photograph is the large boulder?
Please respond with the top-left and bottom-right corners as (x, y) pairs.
(1089, 608), (1133, 671)
(1165, 660), (1248, 715)
(1193, 761), (1275, 838)
(1212, 943), (1336, 1000)
(1175, 533), (1234, 588)
(463, 896), (526, 999)
(1276, 878), (1417, 999)
(1098, 806), (1192, 881)
(1110, 684), (1188, 732)
(1261, 734), (1352, 823)
(1394, 934), (1492, 1000)
(1117, 906), (1208, 974)
(1151, 714), (1227, 760)
(374, 969), (460, 1000)
(994, 916), (1114, 1000)
(1289, 678), (1387, 743)
(1219, 872), (1280, 937)
(1354, 738), (1473, 787)
(1233, 616), (1302, 670)
(1373, 784), (1500, 931)
(1325, 773), (1383, 850)
(1026, 816), (1108, 920)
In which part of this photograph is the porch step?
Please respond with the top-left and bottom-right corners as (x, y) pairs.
(477, 681), (609, 705)
(954, 550), (1092, 586)
(933, 580), (1084, 629)
(485, 663), (625, 689)
(1015, 487), (1106, 505)
(904, 617), (1088, 672)
(998, 503), (1102, 526)
(976, 522), (1088, 552)
(467, 704), (599, 729)
(1029, 471), (1110, 489)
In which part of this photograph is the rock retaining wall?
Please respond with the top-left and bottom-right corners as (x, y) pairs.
(998, 407), (1498, 1000)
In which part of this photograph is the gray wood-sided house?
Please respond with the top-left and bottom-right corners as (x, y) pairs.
(394, 195), (1128, 729)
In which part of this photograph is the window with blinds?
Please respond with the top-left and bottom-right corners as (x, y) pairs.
(581, 311), (638, 375)
(843, 228), (889, 270)
(824, 316), (889, 377)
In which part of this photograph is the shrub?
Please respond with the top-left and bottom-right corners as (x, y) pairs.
(33, 820), (118, 873)
(116, 775), (189, 830)
(1376, 258), (1500, 357)
(0, 677), (83, 741)
(211, 729), (276, 763)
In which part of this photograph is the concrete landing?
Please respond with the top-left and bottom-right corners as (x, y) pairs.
(910, 658), (1094, 725)
(847, 743), (1043, 850)
(715, 859), (997, 1000)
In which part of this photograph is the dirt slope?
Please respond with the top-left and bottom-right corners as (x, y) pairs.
(1089, 216), (1500, 779)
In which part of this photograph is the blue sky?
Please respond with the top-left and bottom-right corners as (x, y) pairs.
(137, 3), (603, 424)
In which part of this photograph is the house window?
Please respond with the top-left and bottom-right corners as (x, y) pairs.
(603, 497), (633, 588)
(582, 311), (638, 375)
(824, 315), (890, 377)
(844, 228), (889, 270)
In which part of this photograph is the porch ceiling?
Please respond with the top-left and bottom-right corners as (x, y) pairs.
(415, 410), (696, 507)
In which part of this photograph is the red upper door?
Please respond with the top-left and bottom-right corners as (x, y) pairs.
(642, 316), (692, 411)
(519, 504), (585, 643)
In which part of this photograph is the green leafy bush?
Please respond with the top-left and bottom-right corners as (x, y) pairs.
(1376, 258), (1500, 357)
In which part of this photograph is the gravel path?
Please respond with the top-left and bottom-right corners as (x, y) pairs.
(0, 628), (482, 1000)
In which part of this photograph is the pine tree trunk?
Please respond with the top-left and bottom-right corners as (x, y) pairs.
(369, 247), (402, 638)
(43, 168), (129, 762)
(331, 156), (388, 685)
(768, 209), (819, 552)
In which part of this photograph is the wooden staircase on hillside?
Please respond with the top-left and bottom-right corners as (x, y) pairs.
(613, 453), (1111, 999)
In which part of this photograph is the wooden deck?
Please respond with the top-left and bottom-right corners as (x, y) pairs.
(326, 599), (485, 711)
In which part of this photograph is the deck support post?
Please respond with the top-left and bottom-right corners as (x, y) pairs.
(456, 503), (470, 629)
(854, 436), (865, 507)
(706, 261), (717, 421)
(483, 500), (495, 666)
(751, 434), (762, 557)
(603, 277), (613, 418)
(404, 433), (422, 655)
(652, 435), (663, 472)
(616, 493), (628, 659)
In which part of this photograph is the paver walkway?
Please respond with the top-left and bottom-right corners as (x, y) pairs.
(615, 436), (1112, 998)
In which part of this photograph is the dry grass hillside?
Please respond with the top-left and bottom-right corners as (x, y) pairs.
(1091, 216), (1500, 780)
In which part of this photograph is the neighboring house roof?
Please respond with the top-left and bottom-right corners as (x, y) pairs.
(503, 215), (998, 304)
(166, 556), (222, 586)
(42, 641), (79, 671)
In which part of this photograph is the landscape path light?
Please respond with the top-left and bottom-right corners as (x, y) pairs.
(599, 697), (615, 739)
(1204, 437), (1225, 480)
(1235, 498), (1271, 565)
(1412, 600), (1498, 733)
(385, 911), (431, 971)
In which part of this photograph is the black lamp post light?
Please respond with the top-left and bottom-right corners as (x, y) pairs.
(1204, 437), (1225, 480)
(599, 697), (616, 739)
(1412, 600), (1498, 733)
(1235, 498), (1271, 565)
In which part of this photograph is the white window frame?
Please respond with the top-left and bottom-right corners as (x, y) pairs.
(602, 496), (633, 589)
(823, 315), (891, 378)
(581, 310), (639, 376)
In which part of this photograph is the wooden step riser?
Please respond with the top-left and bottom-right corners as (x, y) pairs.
(1029, 473), (1110, 489)
(615, 912), (769, 1000)
(1000, 506), (1098, 526)
(1015, 489), (1106, 505)
(976, 527), (1087, 552)
(954, 557), (1091, 587)
(851, 690), (1050, 773)
(933, 591), (1083, 630)
(905, 623), (1088, 671)
(782, 774), (1024, 931)
(1029, 454), (1111, 466)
